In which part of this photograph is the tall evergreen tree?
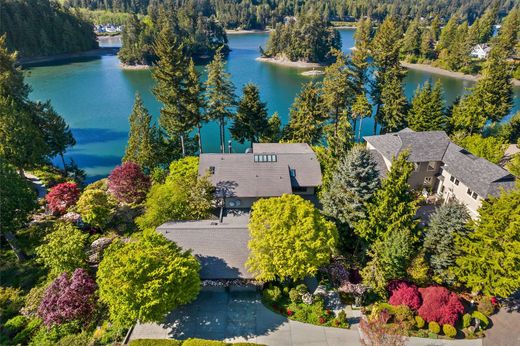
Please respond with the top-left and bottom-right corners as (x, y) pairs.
(260, 112), (283, 143)
(230, 83), (269, 146)
(322, 49), (355, 135)
(453, 186), (520, 297)
(205, 46), (236, 153)
(493, 8), (519, 56)
(423, 203), (470, 285)
(186, 59), (206, 153)
(355, 151), (418, 244)
(123, 93), (159, 171)
(321, 145), (380, 227)
(351, 18), (372, 91)
(285, 82), (326, 145)
(33, 101), (76, 173)
(152, 15), (195, 156)
(408, 80), (445, 131)
(401, 17), (421, 58)
(351, 92), (372, 142)
(420, 28), (435, 60)
(370, 17), (403, 134)
(379, 67), (408, 133)
(324, 115), (354, 159)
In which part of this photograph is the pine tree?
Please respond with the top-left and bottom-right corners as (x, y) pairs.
(452, 186), (520, 297)
(437, 16), (458, 52)
(450, 44), (513, 133)
(423, 203), (470, 285)
(355, 151), (418, 244)
(321, 145), (380, 227)
(351, 18), (372, 91)
(322, 49), (355, 135)
(408, 80), (445, 131)
(186, 59), (206, 153)
(33, 101), (75, 173)
(324, 115), (354, 159)
(420, 29), (435, 60)
(152, 16), (194, 156)
(205, 46), (236, 153)
(379, 67), (408, 133)
(493, 8), (519, 56)
(430, 15), (441, 41)
(260, 112), (283, 143)
(401, 18), (421, 58)
(351, 92), (372, 142)
(123, 93), (160, 171)
(370, 17), (403, 134)
(285, 82), (327, 145)
(230, 83), (269, 146)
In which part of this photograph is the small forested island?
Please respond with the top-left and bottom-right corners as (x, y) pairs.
(118, 3), (227, 67)
(259, 12), (341, 66)
(0, 0), (97, 58)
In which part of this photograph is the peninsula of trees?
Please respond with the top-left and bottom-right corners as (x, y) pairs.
(118, 5), (227, 66)
(0, 0), (97, 58)
(260, 13), (341, 64)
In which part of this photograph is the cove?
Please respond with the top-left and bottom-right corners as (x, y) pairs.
(25, 30), (520, 181)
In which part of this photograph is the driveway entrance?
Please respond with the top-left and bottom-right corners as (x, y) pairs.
(128, 288), (361, 345)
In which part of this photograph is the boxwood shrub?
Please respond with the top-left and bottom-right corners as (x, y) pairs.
(443, 324), (457, 338)
(428, 321), (440, 334)
(415, 315), (425, 329)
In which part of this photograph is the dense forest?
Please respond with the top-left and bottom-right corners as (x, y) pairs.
(118, 4), (227, 66)
(261, 12), (341, 63)
(0, 0), (98, 58)
(65, 0), (518, 29)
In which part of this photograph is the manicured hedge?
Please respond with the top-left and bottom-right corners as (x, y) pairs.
(182, 339), (226, 346)
(129, 339), (265, 346)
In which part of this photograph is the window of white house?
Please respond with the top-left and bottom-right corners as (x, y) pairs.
(427, 161), (436, 171)
(467, 188), (472, 196)
(471, 192), (478, 200)
(424, 177), (433, 185)
(450, 176), (455, 182)
(454, 179), (460, 186)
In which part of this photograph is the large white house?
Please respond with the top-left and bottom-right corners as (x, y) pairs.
(365, 129), (516, 218)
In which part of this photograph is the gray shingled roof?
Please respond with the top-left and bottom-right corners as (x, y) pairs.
(364, 129), (515, 198)
(368, 150), (388, 179)
(157, 215), (252, 279)
(199, 143), (322, 197)
(364, 129), (451, 162)
(442, 143), (516, 197)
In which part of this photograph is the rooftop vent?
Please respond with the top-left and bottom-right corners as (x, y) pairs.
(254, 154), (277, 162)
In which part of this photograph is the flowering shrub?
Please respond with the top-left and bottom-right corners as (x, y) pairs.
(38, 268), (97, 326)
(388, 281), (422, 310)
(319, 316), (326, 324)
(478, 296), (497, 316)
(418, 287), (464, 326)
(108, 162), (150, 204)
(45, 182), (80, 215)
(287, 309), (294, 316)
(325, 261), (349, 285)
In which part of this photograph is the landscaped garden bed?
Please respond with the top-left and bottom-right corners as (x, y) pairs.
(361, 280), (497, 340)
(261, 282), (350, 329)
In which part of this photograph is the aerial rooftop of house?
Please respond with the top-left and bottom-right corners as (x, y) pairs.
(157, 214), (252, 280)
(364, 129), (516, 199)
(198, 143), (322, 204)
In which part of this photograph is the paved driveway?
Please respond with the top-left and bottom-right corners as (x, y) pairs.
(129, 288), (360, 346)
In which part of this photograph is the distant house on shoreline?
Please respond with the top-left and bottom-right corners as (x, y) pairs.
(470, 44), (491, 59)
(365, 129), (516, 218)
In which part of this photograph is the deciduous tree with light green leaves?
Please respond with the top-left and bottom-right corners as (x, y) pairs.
(97, 232), (201, 326)
(246, 194), (337, 281)
(452, 186), (520, 297)
(136, 157), (214, 230)
(455, 134), (507, 164)
(75, 188), (116, 230)
(355, 151), (418, 244)
(36, 222), (88, 277)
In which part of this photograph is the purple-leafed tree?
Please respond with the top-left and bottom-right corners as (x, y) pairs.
(108, 162), (150, 204)
(38, 268), (97, 326)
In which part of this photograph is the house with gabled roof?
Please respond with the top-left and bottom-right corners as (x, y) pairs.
(198, 143), (322, 209)
(365, 129), (516, 218)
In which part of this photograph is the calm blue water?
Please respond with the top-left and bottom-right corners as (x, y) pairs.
(25, 30), (520, 180)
